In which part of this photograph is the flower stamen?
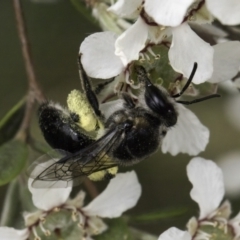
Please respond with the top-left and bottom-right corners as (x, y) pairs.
(32, 226), (41, 240)
(39, 221), (51, 236)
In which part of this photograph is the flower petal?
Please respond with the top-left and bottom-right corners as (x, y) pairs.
(187, 157), (224, 219)
(217, 200), (232, 219)
(28, 159), (72, 211)
(169, 23), (214, 84)
(148, 26), (172, 44)
(144, 0), (195, 27)
(96, 76), (120, 103)
(108, 0), (142, 18)
(158, 227), (191, 240)
(115, 17), (148, 66)
(85, 216), (108, 236)
(219, 80), (240, 94)
(230, 211), (240, 238)
(161, 104), (209, 156)
(218, 151), (240, 198)
(80, 32), (124, 78)
(191, 4), (214, 24)
(100, 99), (124, 119)
(0, 227), (29, 240)
(208, 41), (240, 83)
(83, 171), (141, 218)
(206, 0), (240, 25)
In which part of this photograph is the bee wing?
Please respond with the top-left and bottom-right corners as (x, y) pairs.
(29, 127), (123, 188)
(27, 149), (74, 188)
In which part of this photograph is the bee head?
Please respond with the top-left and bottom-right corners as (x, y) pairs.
(144, 84), (177, 127)
(135, 65), (177, 127)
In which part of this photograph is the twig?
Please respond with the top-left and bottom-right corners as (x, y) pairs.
(84, 178), (99, 198)
(13, 0), (99, 199)
(13, 0), (46, 141)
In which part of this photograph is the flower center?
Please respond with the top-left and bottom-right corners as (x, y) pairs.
(194, 219), (234, 240)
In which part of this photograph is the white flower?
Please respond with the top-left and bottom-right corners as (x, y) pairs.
(144, 0), (240, 26)
(158, 227), (191, 240)
(108, 0), (215, 84)
(168, 23), (214, 84)
(187, 157), (224, 220)
(0, 171), (141, 240)
(81, 32), (210, 156)
(206, 0), (240, 25)
(28, 175), (72, 211)
(83, 171), (141, 218)
(208, 41), (240, 84)
(0, 228), (29, 240)
(80, 31), (124, 79)
(161, 104), (209, 156)
(158, 157), (240, 240)
(106, 0), (240, 85)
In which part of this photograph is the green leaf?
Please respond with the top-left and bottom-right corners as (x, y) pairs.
(0, 139), (28, 186)
(0, 179), (20, 226)
(130, 228), (158, 240)
(130, 207), (187, 223)
(70, 0), (98, 27)
(95, 218), (134, 240)
(0, 98), (26, 146)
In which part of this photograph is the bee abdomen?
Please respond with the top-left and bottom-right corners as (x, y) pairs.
(38, 102), (94, 153)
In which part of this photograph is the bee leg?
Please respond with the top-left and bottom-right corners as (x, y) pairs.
(94, 78), (115, 95)
(67, 89), (104, 132)
(121, 92), (136, 109)
(78, 55), (101, 117)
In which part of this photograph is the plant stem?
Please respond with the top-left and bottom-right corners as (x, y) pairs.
(13, 0), (46, 141)
(84, 178), (99, 198)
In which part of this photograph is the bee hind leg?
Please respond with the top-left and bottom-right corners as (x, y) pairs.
(78, 55), (101, 117)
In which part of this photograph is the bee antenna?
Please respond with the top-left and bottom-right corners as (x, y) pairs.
(176, 93), (221, 105)
(172, 62), (198, 98)
(135, 65), (153, 87)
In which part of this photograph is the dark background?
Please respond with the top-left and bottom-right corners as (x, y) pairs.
(0, 0), (240, 236)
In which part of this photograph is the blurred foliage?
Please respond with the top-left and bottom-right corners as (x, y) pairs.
(96, 218), (134, 240)
(70, 0), (97, 26)
(0, 139), (28, 186)
(130, 207), (188, 223)
(0, 180), (19, 226)
(0, 98), (26, 146)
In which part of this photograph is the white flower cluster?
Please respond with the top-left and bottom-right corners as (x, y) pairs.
(87, 0), (240, 83)
(0, 171), (141, 240)
(159, 157), (240, 240)
(79, 0), (240, 156)
(5, 1), (240, 240)
(77, 2), (240, 238)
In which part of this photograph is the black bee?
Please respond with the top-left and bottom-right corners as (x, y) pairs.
(29, 57), (220, 187)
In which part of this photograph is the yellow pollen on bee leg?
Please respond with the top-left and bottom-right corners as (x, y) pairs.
(107, 166), (118, 176)
(67, 89), (103, 132)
